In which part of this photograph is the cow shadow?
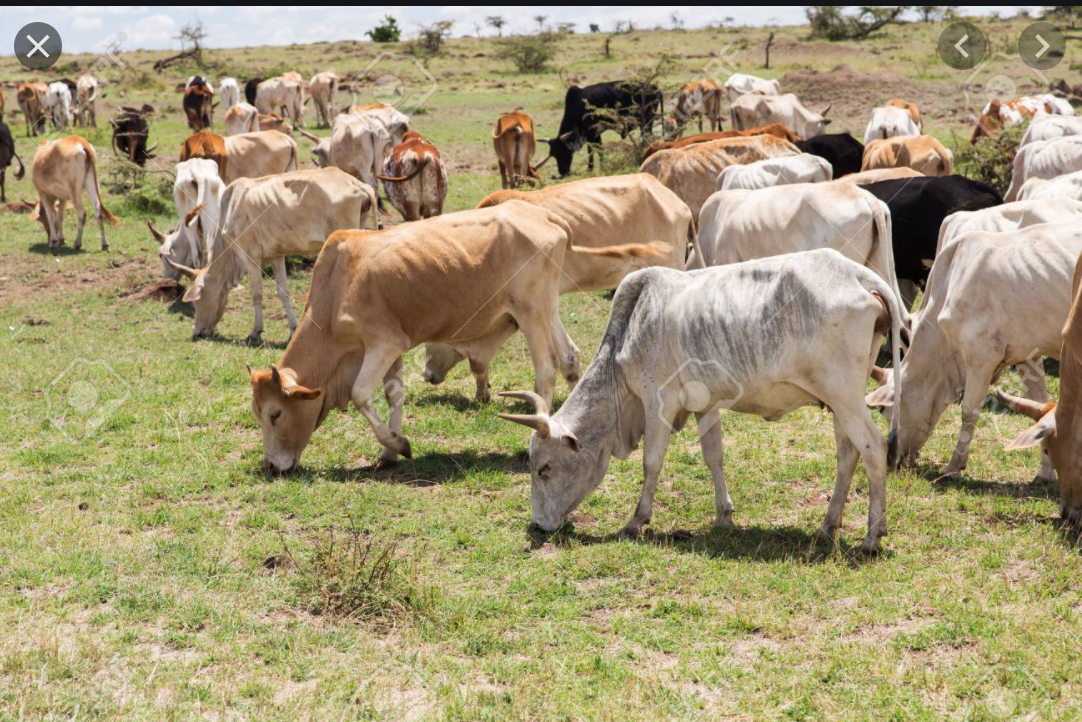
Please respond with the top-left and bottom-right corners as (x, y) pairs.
(292, 447), (527, 486)
(199, 334), (289, 350)
(28, 243), (82, 256)
(913, 462), (1057, 500)
(413, 392), (482, 413)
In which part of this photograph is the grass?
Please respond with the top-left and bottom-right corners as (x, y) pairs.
(2, 15), (1082, 721)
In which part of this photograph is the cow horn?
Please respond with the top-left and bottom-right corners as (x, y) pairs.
(146, 219), (166, 244)
(165, 259), (200, 280)
(531, 154), (552, 171)
(995, 389), (1049, 421)
(557, 131), (575, 142)
(298, 128), (320, 142)
(498, 390), (550, 416)
(145, 141), (159, 154)
(536, 137), (551, 144)
(496, 390), (552, 438)
(821, 104), (832, 117)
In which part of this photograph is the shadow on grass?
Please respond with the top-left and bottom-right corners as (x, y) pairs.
(413, 392), (482, 412)
(288, 448), (527, 486)
(909, 462), (1057, 499)
(28, 243), (84, 256)
(199, 334), (289, 350)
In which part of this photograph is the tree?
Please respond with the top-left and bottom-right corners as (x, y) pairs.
(589, 23), (601, 33)
(670, 12), (684, 30)
(366, 15), (401, 43)
(418, 20), (454, 54)
(806, 6), (908, 41)
(486, 15), (506, 36)
(533, 15), (548, 32)
(177, 20), (207, 65)
(494, 32), (563, 73)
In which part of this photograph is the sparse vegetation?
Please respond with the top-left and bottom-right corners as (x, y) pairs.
(954, 120), (1029, 194)
(806, 5), (908, 41)
(494, 32), (564, 73)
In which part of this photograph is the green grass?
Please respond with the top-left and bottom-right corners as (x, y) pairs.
(2, 17), (1082, 721)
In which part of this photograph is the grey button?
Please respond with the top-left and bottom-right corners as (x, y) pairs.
(1019, 22), (1065, 70)
(938, 22), (987, 70)
(14, 22), (62, 71)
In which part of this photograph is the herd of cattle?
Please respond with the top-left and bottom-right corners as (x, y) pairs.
(6, 65), (1082, 550)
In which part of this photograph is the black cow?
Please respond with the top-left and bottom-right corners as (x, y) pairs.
(860, 175), (1003, 295)
(245, 78), (263, 106)
(0, 120), (25, 202)
(111, 106), (158, 167)
(541, 80), (663, 177)
(795, 133), (864, 178)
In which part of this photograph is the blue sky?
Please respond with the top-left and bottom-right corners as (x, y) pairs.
(4, 6), (1046, 54)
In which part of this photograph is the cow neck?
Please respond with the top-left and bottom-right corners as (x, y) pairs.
(278, 309), (357, 423)
(555, 336), (639, 461)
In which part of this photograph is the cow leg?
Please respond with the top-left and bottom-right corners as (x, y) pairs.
(550, 310), (581, 388)
(498, 160), (509, 190)
(376, 356), (406, 468)
(85, 168), (109, 251)
(466, 323), (519, 403)
(73, 193), (87, 251)
(1, 168), (6, 203)
(623, 413), (672, 536)
(246, 264), (266, 345)
(270, 257), (299, 337)
(1015, 360), (1057, 482)
(55, 198), (67, 247)
(897, 279), (920, 310)
(516, 313), (558, 408)
(39, 194), (60, 247)
(832, 402), (889, 553)
(351, 345), (412, 459)
(819, 414), (860, 544)
(697, 409), (734, 527)
(944, 360), (997, 478)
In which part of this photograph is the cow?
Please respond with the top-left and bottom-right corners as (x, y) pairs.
(723, 72), (782, 102)
(309, 71), (339, 127)
(794, 133), (864, 178)
(863, 105), (921, 144)
(644, 123), (801, 158)
(244, 78), (263, 105)
(867, 224), (1082, 482)
(1019, 113), (1082, 149)
(169, 168), (378, 343)
(248, 200), (666, 472)
(185, 76), (214, 94)
(499, 248), (901, 553)
(730, 93), (831, 139)
(835, 167), (922, 185)
(317, 113), (390, 199)
(110, 106), (157, 166)
(74, 74), (99, 127)
(1020, 169), (1082, 201)
(639, 135), (800, 218)
(147, 158), (224, 280)
(45, 82), (72, 131)
(858, 176), (1002, 307)
(862, 135), (953, 177)
(674, 79), (723, 133)
(541, 80), (663, 177)
(971, 95), (1073, 143)
(183, 83), (214, 131)
(219, 77), (240, 110)
(376, 131), (447, 221)
(224, 103), (260, 135)
(937, 198), (1082, 254)
(348, 103), (411, 146)
(1004, 136), (1082, 202)
(715, 153), (832, 190)
(180, 130), (228, 181)
(885, 98), (922, 129)
(257, 113), (292, 135)
(223, 131), (298, 184)
(492, 110), (541, 189)
(998, 253), (1082, 523)
(29, 136), (119, 251)
(0, 121), (25, 202)
(17, 82), (48, 137)
(255, 76), (304, 128)
(424, 174), (697, 400)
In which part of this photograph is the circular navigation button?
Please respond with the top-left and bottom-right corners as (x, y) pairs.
(1019, 22), (1065, 70)
(14, 22), (62, 71)
(938, 22), (987, 71)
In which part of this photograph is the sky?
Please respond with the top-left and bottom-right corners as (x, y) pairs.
(3, 6), (1048, 54)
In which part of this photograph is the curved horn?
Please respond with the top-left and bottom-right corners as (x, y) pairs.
(298, 128), (321, 142)
(497, 411), (552, 438)
(146, 219), (166, 244)
(531, 154), (553, 171)
(821, 103), (832, 117)
(145, 141), (159, 154)
(165, 258), (200, 280)
(498, 389), (550, 416)
(995, 389), (1049, 421)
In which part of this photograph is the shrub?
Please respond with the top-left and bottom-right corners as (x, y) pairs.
(953, 119), (1029, 195)
(366, 15), (401, 43)
(494, 33), (563, 73)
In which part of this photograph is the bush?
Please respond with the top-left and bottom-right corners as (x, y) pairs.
(494, 33), (563, 73)
(954, 120), (1029, 195)
(806, 6), (906, 41)
(366, 15), (401, 43)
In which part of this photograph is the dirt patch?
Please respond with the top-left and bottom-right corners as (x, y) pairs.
(123, 279), (185, 303)
(783, 64), (909, 90)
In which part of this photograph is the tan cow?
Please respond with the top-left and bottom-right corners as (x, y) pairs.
(257, 113), (292, 135)
(170, 168), (378, 342)
(644, 123), (801, 158)
(674, 79), (723, 134)
(971, 95), (1072, 143)
(833, 167), (923, 185)
(320, 113), (390, 198)
(75, 74), (99, 127)
(492, 110), (540, 189)
(180, 130), (228, 181)
(376, 131), (447, 221)
(255, 75), (304, 128)
(349, 103), (411, 146)
(248, 200), (666, 471)
(30, 136), (119, 250)
(223, 131), (298, 184)
(18, 82), (48, 137)
(862, 136), (953, 177)
(223, 103), (259, 135)
(884, 99), (922, 128)
(308, 71), (339, 127)
(639, 135), (801, 217)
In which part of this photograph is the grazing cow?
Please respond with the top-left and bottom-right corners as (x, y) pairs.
(308, 71), (339, 127)
(170, 168), (378, 342)
(249, 200), (665, 471)
(0, 121), (26, 202)
(1019, 113), (1082, 148)
(425, 174), (695, 400)
(74, 74), (99, 127)
(863, 105), (921, 144)
(318, 113), (391, 198)
(1020, 169), (1082, 201)
(885, 98), (922, 128)
(674, 79), (723, 133)
(859, 176), (1002, 305)
(1004, 136), (1082, 202)
(377, 131), (447, 221)
(46, 82), (72, 130)
(256, 113), (292, 135)
(244, 77), (263, 105)
(644, 123), (801, 158)
(795, 133), (864, 178)
(938, 199), (1082, 253)
(17, 82), (48, 137)
(862, 135), (953, 176)
(542, 80), (663, 176)
(723, 72), (782, 102)
(224, 103), (259, 135)
(30, 136), (119, 250)
(180, 130), (228, 181)
(348, 103), (411, 145)
(867, 224), (1082, 480)
(998, 253), (1082, 523)
(639, 135), (800, 217)
(730, 93), (831, 139)
(218, 77), (240, 110)
(499, 249), (901, 552)
(971, 95), (1073, 143)
(223, 131), (298, 184)
(110, 106), (157, 166)
(186, 76), (214, 94)
(492, 110), (540, 189)
(147, 158), (224, 279)
(255, 76), (304, 128)
(715, 153), (832, 190)
(183, 83), (214, 131)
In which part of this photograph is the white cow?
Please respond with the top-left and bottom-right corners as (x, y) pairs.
(938, 198), (1082, 253)
(45, 82), (72, 130)
(723, 73), (782, 102)
(223, 131), (298, 184)
(1005, 136), (1082, 202)
(863, 106), (921, 144)
(308, 71), (340, 127)
(223, 103), (260, 136)
(1019, 169), (1082, 201)
(74, 74), (99, 126)
(350, 103), (411, 146)
(716, 153), (832, 190)
(148, 158), (225, 280)
(320, 113), (391, 198)
(218, 77), (240, 110)
(1019, 113), (1082, 148)
(255, 76), (304, 128)
(730, 93), (831, 139)
(498, 248), (903, 553)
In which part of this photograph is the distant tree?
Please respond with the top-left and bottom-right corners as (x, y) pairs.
(418, 20), (454, 53)
(533, 15), (548, 32)
(486, 15), (506, 36)
(366, 15), (401, 43)
(176, 20), (208, 65)
(557, 22), (576, 34)
(589, 23), (601, 33)
(915, 6), (944, 22)
(670, 12), (684, 29)
(494, 32), (563, 73)
(806, 6), (908, 41)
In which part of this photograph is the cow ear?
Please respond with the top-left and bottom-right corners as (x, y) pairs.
(181, 275), (204, 303)
(866, 384), (894, 408)
(560, 432), (581, 453)
(286, 385), (322, 401)
(1004, 413), (1056, 451)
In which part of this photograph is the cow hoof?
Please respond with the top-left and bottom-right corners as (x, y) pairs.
(374, 455), (398, 471)
(244, 333), (262, 346)
(713, 510), (734, 528)
(817, 524), (839, 545)
(860, 537), (882, 555)
(620, 525), (643, 539)
(476, 388), (491, 404)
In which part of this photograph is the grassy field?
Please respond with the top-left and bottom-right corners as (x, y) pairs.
(2, 15), (1082, 721)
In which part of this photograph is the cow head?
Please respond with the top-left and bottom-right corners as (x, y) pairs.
(147, 219), (188, 280)
(540, 131), (581, 177)
(168, 261), (229, 337)
(250, 364), (323, 473)
(422, 342), (466, 385)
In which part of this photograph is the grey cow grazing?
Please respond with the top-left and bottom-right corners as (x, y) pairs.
(499, 249), (903, 553)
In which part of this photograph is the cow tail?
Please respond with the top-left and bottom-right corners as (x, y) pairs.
(687, 214), (706, 269)
(287, 139), (298, 172)
(869, 196), (910, 342)
(13, 151), (24, 180)
(362, 181), (379, 230)
(85, 143), (119, 225)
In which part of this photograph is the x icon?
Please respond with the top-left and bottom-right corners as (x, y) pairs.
(26, 34), (50, 58)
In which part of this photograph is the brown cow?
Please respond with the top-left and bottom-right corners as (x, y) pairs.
(674, 79), (723, 134)
(884, 98), (922, 129)
(376, 130), (447, 221)
(257, 113), (292, 134)
(971, 96), (1069, 143)
(862, 135), (953, 176)
(644, 123), (800, 158)
(30, 136), (119, 250)
(18, 82), (48, 137)
(492, 110), (540, 189)
(180, 129), (228, 181)
(183, 84), (214, 131)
